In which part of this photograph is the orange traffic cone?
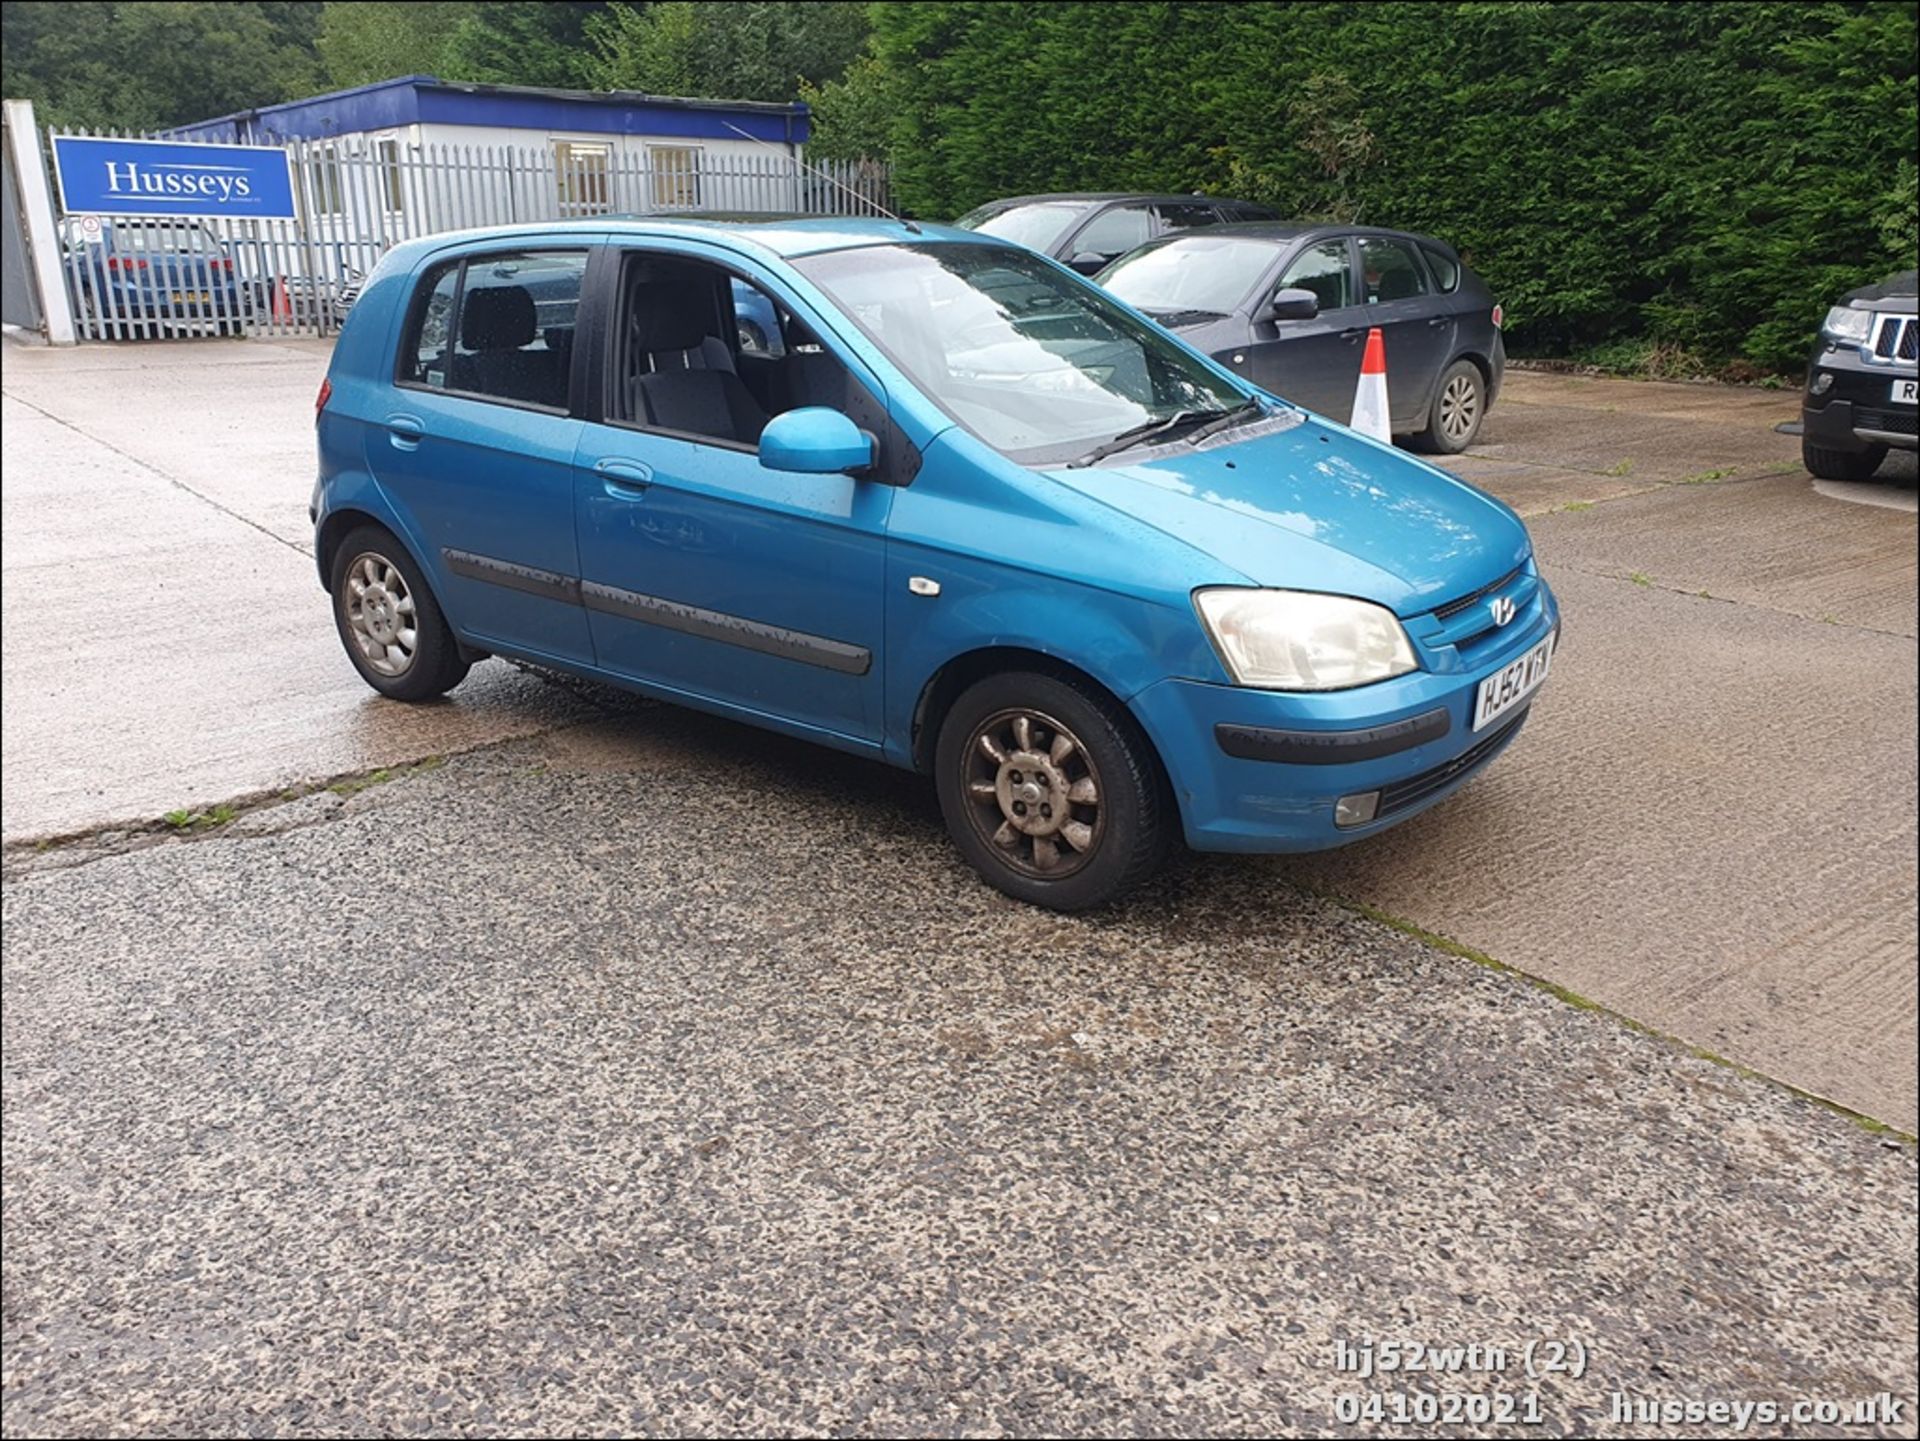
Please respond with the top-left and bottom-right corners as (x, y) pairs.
(1349, 326), (1390, 443)
(271, 275), (292, 324)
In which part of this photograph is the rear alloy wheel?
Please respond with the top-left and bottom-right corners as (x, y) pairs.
(935, 670), (1169, 910)
(1802, 437), (1888, 482)
(330, 525), (470, 701)
(1415, 358), (1486, 454)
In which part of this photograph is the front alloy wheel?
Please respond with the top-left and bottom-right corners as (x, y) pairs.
(960, 708), (1104, 878)
(935, 670), (1170, 910)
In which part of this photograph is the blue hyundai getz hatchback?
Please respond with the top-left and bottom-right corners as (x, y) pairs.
(314, 218), (1558, 910)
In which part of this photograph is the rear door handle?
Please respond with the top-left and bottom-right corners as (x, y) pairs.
(1427, 316), (1451, 327)
(1339, 327), (1366, 342)
(385, 412), (424, 450)
(594, 458), (653, 494)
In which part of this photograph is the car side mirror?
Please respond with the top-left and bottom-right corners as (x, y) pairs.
(759, 407), (875, 475)
(1269, 287), (1320, 321)
(1069, 252), (1108, 275)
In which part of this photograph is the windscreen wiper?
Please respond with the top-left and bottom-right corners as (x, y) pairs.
(1181, 399), (1267, 445)
(1068, 408), (1231, 468)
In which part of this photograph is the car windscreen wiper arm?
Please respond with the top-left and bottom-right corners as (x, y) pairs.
(1068, 408), (1231, 468)
(1182, 399), (1267, 445)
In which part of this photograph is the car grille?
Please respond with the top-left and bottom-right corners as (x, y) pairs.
(1433, 565), (1524, 622)
(1377, 708), (1528, 818)
(1868, 314), (1916, 363)
(1856, 406), (1919, 437)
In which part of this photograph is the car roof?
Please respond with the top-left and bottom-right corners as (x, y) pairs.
(971, 192), (1272, 210)
(398, 214), (995, 262)
(1141, 220), (1459, 253)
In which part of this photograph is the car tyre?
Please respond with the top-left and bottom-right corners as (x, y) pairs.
(1413, 358), (1486, 454)
(1802, 437), (1887, 482)
(329, 525), (471, 701)
(935, 669), (1171, 911)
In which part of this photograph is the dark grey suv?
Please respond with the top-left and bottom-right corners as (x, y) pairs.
(953, 192), (1278, 274)
(1098, 223), (1506, 452)
(1800, 270), (1917, 481)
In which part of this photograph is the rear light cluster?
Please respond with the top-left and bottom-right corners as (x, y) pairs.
(315, 377), (332, 424)
(105, 256), (148, 271)
(1491, 303), (1504, 329)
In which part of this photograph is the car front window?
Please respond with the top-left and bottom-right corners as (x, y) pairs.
(1100, 236), (1284, 317)
(953, 202), (1091, 252)
(796, 242), (1252, 465)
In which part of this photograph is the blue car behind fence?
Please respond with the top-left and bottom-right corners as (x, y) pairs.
(312, 217), (1559, 909)
(59, 218), (248, 335)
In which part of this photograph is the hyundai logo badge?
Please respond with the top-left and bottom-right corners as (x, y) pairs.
(1489, 595), (1517, 626)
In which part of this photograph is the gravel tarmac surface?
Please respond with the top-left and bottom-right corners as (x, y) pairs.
(5, 710), (1915, 1438)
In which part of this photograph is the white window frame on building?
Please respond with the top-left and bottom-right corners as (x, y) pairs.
(553, 138), (613, 216)
(648, 144), (702, 210)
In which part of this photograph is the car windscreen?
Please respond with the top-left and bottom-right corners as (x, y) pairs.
(1098, 235), (1285, 318)
(114, 225), (220, 253)
(952, 201), (1093, 253)
(795, 242), (1251, 466)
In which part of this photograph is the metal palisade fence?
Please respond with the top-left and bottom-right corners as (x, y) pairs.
(47, 125), (894, 342)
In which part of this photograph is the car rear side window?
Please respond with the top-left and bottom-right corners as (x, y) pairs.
(1420, 243), (1461, 293)
(1154, 203), (1221, 232)
(1279, 240), (1355, 310)
(399, 250), (587, 411)
(1359, 237), (1430, 303)
(1071, 205), (1154, 260)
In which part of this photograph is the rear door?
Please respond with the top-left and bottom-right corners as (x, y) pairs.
(1355, 234), (1453, 429)
(366, 243), (596, 664)
(1244, 237), (1368, 419)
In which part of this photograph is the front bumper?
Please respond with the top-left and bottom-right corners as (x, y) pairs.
(1132, 577), (1560, 852)
(1803, 341), (1918, 453)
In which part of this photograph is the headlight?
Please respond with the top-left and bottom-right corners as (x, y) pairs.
(1821, 306), (1873, 345)
(1194, 588), (1418, 691)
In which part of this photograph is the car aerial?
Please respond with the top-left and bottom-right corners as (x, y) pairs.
(1097, 222), (1506, 453)
(953, 192), (1279, 274)
(1800, 268), (1917, 481)
(58, 217), (247, 335)
(312, 217), (1559, 910)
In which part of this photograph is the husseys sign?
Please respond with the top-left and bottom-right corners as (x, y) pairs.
(52, 135), (297, 220)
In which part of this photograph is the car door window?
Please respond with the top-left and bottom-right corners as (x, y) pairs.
(1278, 240), (1356, 312)
(1420, 243), (1462, 293)
(1358, 237), (1430, 304)
(731, 276), (785, 358)
(1071, 205), (1153, 261)
(399, 261), (461, 389)
(450, 252), (586, 409)
(1154, 203), (1221, 234)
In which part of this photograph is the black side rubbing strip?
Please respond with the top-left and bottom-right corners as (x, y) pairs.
(1215, 706), (1452, 765)
(442, 548), (581, 605)
(580, 581), (871, 675)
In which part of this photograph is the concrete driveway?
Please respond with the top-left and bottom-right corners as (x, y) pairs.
(3, 341), (1912, 1130)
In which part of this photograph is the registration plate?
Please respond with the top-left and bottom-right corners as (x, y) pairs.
(1473, 636), (1553, 731)
(1891, 378), (1918, 405)
(169, 291), (211, 305)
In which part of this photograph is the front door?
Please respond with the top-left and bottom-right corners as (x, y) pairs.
(1245, 237), (1367, 419)
(369, 245), (594, 664)
(573, 247), (893, 746)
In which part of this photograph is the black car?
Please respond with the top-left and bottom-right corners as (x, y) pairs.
(1096, 222), (1506, 453)
(952, 191), (1278, 274)
(1801, 270), (1917, 481)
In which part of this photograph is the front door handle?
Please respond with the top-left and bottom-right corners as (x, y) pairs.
(594, 457), (653, 494)
(385, 413), (424, 450)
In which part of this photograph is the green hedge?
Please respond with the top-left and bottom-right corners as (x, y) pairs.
(868, 1), (1919, 372)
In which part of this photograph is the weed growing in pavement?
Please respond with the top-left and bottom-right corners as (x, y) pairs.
(1678, 467), (1737, 484)
(1629, 571), (1653, 586)
(1559, 500), (1595, 513)
(1601, 458), (1635, 476)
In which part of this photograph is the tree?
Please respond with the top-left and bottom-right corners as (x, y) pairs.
(800, 51), (901, 161)
(589, 1), (870, 101)
(2, 0), (325, 130)
(316, 3), (609, 90)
